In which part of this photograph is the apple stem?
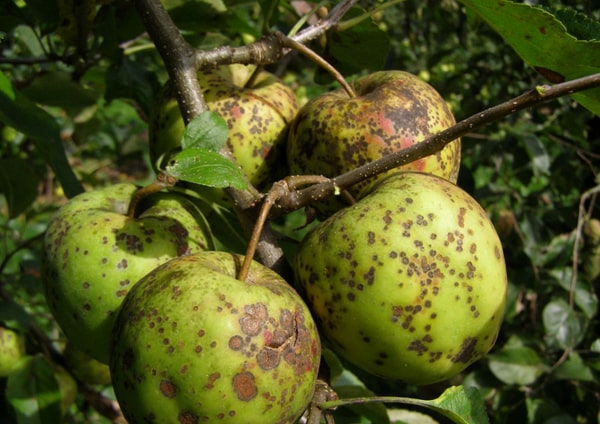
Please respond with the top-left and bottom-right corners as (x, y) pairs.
(237, 182), (288, 282)
(238, 174), (355, 282)
(127, 173), (177, 219)
(278, 33), (356, 98)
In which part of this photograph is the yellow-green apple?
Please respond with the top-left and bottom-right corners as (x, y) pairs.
(150, 64), (299, 203)
(110, 251), (321, 423)
(43, 184), (212, 364)
(287, 70), (461, 216)
(295, 172), (506, 385)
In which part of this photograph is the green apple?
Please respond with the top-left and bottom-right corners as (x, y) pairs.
(287, 70), (461, 216)
(43, 184), (213, 364)
(295, 172), (506, 385)
(63, 342), (111, 385)
(0, 326), (26, 377)
(150, 64), (299, 199)
(110, 251), (321, 423)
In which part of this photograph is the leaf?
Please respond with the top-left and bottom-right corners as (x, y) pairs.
(0, 72), (83, 198)
(428, 386), (489, 424)
(21, 71), (98, 109)
(317, 7), (390, 81)
(182, 111), (229, 151)
(6, 356), (63, 424)
(552, 351), (595, 382)
(459, 0), (600, 116)
(165, 148), (247, 190)
(542, 299), (586, 349)
(488, 346), (546, 385)
(105, 56), (161, 117)
(0, 158), (39, 218)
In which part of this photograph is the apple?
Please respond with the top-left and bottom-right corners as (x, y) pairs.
(110, 251), (321, 423)
(43, 184), (213, 364)
(294, 172), (506, 385)
(150, 64), (299, 200)
(0, 326), (26, 377)
(287, 70), (461, 215)
(63, 342), (111, 385)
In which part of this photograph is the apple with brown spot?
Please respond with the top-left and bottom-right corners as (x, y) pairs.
(150, 64), (299, 205)
(43, 184), (212, 364)
(287, 70), (461, 216)
(294, 172), (506, 385)
(110, 251), (321, 423)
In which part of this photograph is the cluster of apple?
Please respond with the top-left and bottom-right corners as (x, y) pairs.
(42, 64), (507, 423)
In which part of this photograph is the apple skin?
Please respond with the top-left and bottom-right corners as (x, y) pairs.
(110, 251), (321, 424)
(294, 172), (506, 385)
(150, 64), (299, 195)
(43, 184), (213, 364)
(287, 71), (461, 215)
(0, 326), (26, 377)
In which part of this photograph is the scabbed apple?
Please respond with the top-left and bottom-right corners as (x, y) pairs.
(287, 70), (461, 215)
(150, 64), (299, 196)
(110, 251), (321, 423)
(0, 326), (26, 376)
(294, 172), (506, 385)
(43, 184), (212, 364)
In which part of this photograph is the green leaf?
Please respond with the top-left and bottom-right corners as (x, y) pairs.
(165, 148), (247, 190)
(552, 351), (595, 382)
(21, 71), (98, 109)
(0, 158), (39, 218)
(542, 299), (586, 349)
(6, 356), (63, 424)
(318, 7), (390, 80)
(0, 72), (83, 198)
(488, 346), (546, 385)
(105, 56), (161, 117)
(182, 111), (229, 151)
(459, 0), (600, 116)
(429, 386), (489, 424)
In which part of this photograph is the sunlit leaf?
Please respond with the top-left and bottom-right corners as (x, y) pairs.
(429, 385), (489, 424)
(165, 148), (247, 189)
(182, 111), (229, 151)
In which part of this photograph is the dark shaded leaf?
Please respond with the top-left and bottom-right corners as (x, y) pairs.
(0, 158), (39, 218)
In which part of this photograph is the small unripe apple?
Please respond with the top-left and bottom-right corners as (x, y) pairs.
(43, 184), (212, 364)
(295, 172), (506, 385)
(0, 326), (26, 377)
(287, 70), (461, 215)
(150, 64), (299, 196)
(110, 251), (321, 423)
(63, 342), (111, 385)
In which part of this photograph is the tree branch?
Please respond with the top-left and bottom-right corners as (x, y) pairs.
(194, 0), (360, 69)
(277, 73), (600, 210)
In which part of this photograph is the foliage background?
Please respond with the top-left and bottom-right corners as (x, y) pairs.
(0, 0), (599, 423)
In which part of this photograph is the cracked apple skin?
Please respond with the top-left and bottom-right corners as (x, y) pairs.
(110, 251), (321, 424)
(287, 70), (461, 216)
(43, 184), (212, 364)
(150, 64), (299, 200)
(294, 172), (506, 385)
